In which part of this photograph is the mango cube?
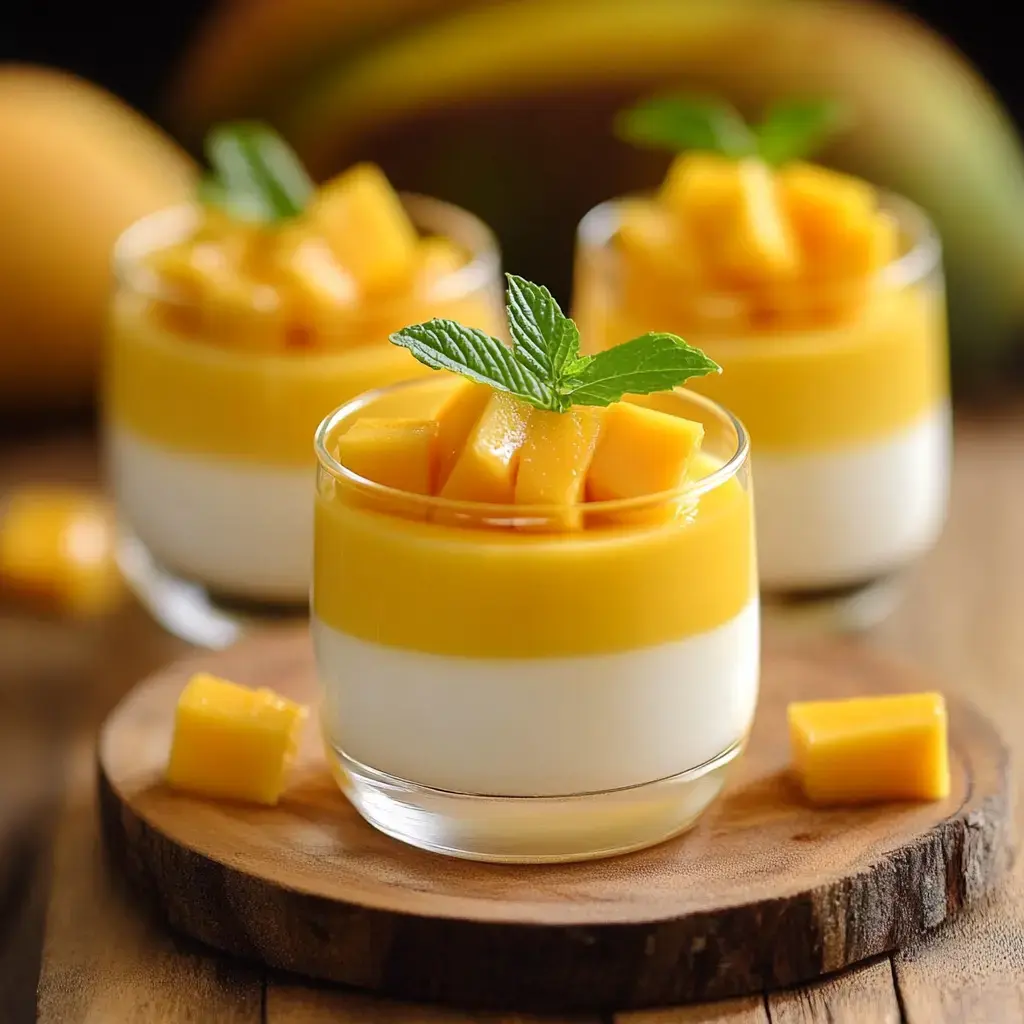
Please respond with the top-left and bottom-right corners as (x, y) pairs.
(713, 158), (799, 284)
(659, 151), (740, 223)
(788, 693), (950, 806)
(308, 162), (418, 293)
(433, 379), (492, 488)
(166, 674), (307, 806)
(0, 487), (121, 617)
(336, 417), (438, 495)
(778, 162), (877, 239)
(440, 391), (531, 504)
(515, 407), (604, 529)
(587, 402), (704, 502)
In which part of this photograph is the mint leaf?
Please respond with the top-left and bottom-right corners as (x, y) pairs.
(204, 122), (314, 222)
(505, 273), (582, 380)
(615, 94), (756, 159)
(563, 333), (720, 407)
(755, 99), (850, 166)
(390, 320), (557, 411)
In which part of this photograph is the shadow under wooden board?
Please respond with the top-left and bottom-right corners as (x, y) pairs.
(97, 629), (1014, 1014)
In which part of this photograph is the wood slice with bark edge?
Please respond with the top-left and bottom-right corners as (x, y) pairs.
(97, 629), (1014, 1013)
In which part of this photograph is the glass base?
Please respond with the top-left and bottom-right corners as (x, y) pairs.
(326, 741), (744, 864)
(762, 573), (904, 636)
(116, 533), (307, 650)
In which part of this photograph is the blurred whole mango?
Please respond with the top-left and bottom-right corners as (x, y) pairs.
(167, 0), (1024, 387)
(0, 66), (196, 413)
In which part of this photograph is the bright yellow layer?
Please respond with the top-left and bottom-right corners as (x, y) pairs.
(313, 451), (754, 658)
(104, 291), (500, 464)
(574, 282), (948, 453)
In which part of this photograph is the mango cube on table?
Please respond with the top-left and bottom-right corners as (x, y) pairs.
(0, 486), (122, 617)
(788, 693), (950, 806)
(166, 674), (308, 806)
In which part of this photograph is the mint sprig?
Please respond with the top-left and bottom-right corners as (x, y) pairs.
(615, 94), (849, 166)
(390, 274), (720, 412)
(201, 122), (315, 223)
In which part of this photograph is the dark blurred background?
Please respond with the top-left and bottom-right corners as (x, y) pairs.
(4, 1), (1021, 135)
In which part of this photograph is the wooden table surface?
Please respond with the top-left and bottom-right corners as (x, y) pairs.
(5, 403), (1024, 1023)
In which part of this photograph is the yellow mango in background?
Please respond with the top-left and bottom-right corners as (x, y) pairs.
(0, 66), (196, 412)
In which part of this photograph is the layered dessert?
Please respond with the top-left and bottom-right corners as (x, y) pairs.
(573, 96), (950, 597)
(105, 124), (502, 630)
(313, 275), (757, 862)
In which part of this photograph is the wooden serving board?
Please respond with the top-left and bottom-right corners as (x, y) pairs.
(97, 629), (1013, 1014)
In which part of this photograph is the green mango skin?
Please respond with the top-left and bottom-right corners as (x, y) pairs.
(241, 0), (1024, 387)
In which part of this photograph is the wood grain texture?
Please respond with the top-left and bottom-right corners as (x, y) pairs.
(616, 997), (769, 1023)
(36, 741), (263, 1024)
(97, 633), (1011, 1013)
(266, 982), (599, 1022)
(767, 960), (900, 1023)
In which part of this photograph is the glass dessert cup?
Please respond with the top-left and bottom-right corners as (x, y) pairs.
(104, 196), (502, 649)
(573, 192), (951, 632)
(312, 378), (758, 863)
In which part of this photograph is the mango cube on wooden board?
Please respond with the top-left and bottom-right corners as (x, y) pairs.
(0, 486), (122, 618)
(166, 674), (308, 806)
(788, 693), (950, 806)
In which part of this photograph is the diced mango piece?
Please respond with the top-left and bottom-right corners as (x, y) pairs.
(778, 162), (877, 240)
(166, 674), (307, 806)
(659, 151), (740, 223)
(440, 391), (531, 504)
(0, 487), (122, 617)
(712, 158), (800, 284)
(308, 162), (418, 293)
(336, 417), (438, 495)
(433, 379), (496, 489)
(788, 693), (950, 806)
(515, 407), (605, 529)
(587, 402), (705, 502)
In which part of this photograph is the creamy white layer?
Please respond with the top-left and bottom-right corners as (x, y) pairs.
(315, 599), (760, 797)
(754, 405), (951, 590)
(108, 426), (313, 601)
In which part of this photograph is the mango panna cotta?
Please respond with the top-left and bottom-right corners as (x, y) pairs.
(312, 274), (757, 861)
(574, 95), (950, 593)
(0, 486), (122, 618)
(789, 692), (950, 806)
(105, 122), (502, 605)
(166, 673), (308, 806)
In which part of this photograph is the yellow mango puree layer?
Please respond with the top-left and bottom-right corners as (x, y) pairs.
(313, 451), (754, 658)
(575, 283), (948, 454)
(105, 291), (500, 465)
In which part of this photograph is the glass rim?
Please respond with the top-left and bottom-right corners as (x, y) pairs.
(111, 192), (502, 306)
(576, 187), (942, 294)
(313, 377), (750, 518)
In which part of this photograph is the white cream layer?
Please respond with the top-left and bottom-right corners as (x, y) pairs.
(108, 426), (313, 601)
(754, 405), (951, 590)
(315, 599), (760, 797)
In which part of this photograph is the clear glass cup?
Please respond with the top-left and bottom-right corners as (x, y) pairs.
(573, 192), (950, 631)
(104, 196), (503, 649)
(313, 378), (757, 863)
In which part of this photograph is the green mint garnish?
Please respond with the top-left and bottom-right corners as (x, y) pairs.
(201, 122), (315, 223)
(389, 274), (720, 413)
(615, 94), (849, 166)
